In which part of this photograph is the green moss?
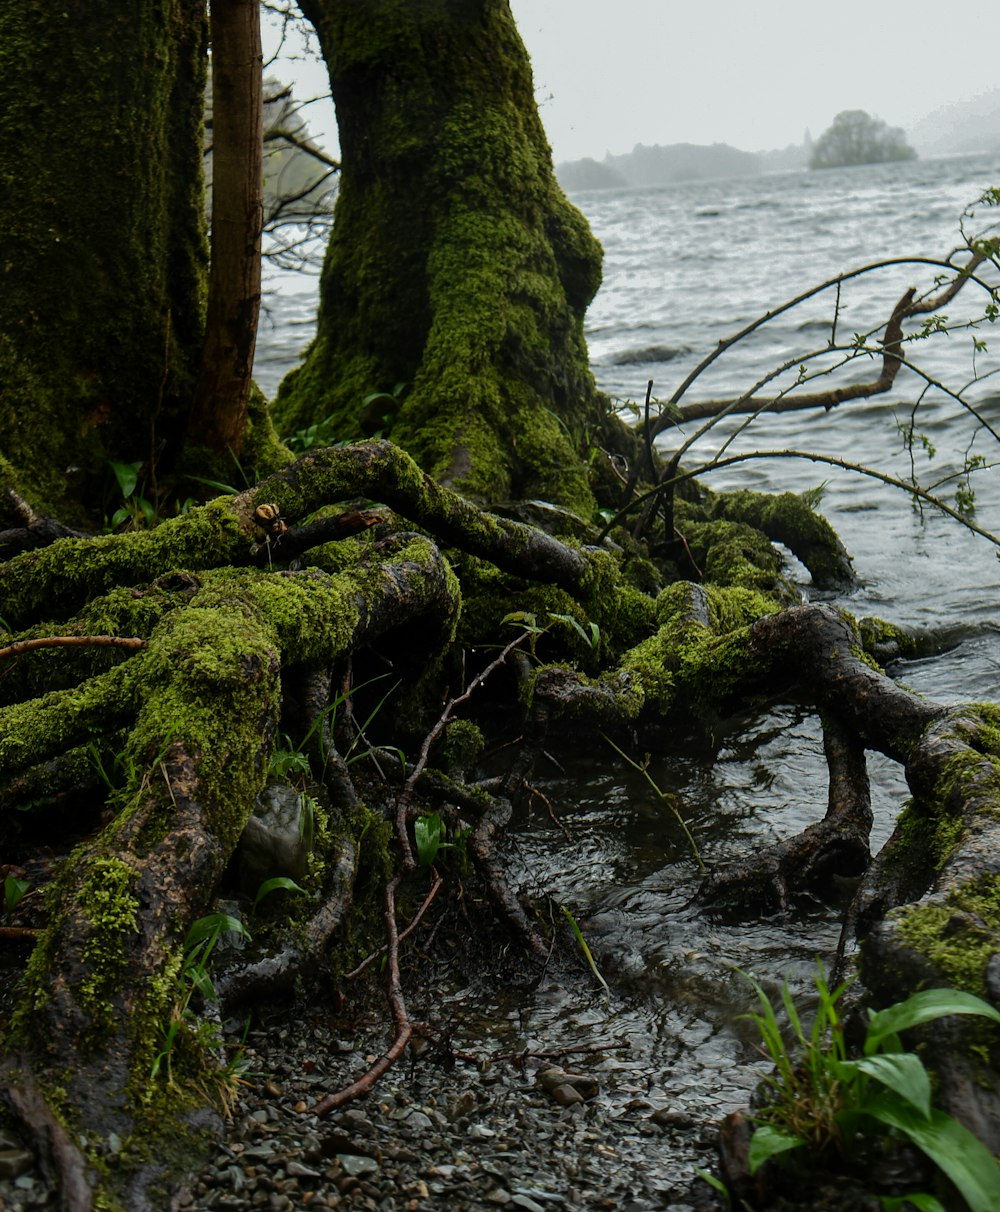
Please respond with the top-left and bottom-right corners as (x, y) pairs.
(707, 487), (854, 589)
(0, 496), (248, 630)
(615, 582), (778, 719)
(272, 1), (605, 514)
(857, 614), (917, 663)
(678, 519), (796, 600)
(0, 660), (142, 777)
(76, 859), (141, 1030)
(892, 874), (1000, 996)
(0, 2), (208, 523)
(892, 797), (965, 875)
(439, 719), (485, 776)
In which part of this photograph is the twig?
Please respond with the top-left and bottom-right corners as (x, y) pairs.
(0, 635), (147, 663)
(345, 872), (444, 980)
(0, 926), (40, 943)
(310, 874), (412, 1116)
(527, 782), (572, 841)
(393, 631), (530, 867)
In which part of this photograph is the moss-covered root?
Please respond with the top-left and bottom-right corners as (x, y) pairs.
(858, 706), (1000, 1153)
(528, 591), (939, 749)
(709, 487), (855, 589)
(4, 538), (458, 1196)
(0, 439), (599, 631)
(527, 582), (778, 729)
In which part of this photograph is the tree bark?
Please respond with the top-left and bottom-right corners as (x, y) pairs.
(0, 0), (208, 522)
(191, 0), (264, 456)
(274, 0), (606, 516)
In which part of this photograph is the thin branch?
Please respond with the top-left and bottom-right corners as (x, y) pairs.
(0, 635), (146, 663)
(670, 285), (912, 425)
(345, 872), (444, 980)
(393, 631), (530, 867)
(310, 874), (412, 1116)
(649, 251), (997, 441)
(266, 126), (340, 170)
(662, 449), (1000, 547)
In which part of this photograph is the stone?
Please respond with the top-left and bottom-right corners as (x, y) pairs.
(0, 1150), (33, 1180)
(237, 781), (313, 890)
(336, 1154), (379, 1178)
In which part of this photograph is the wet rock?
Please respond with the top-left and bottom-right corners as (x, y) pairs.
(537, 1064), (600, 1104)
(336, 1153), (379, 1177)
(236, 781), (312, 890)
(0, 1148), (33, 1179)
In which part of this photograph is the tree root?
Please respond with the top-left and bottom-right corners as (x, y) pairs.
(699, 714), (873, 915)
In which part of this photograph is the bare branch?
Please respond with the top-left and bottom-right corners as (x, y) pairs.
(0, 635), (146, 664)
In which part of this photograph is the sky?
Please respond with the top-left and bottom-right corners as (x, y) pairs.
(262, 0), (1000, 163)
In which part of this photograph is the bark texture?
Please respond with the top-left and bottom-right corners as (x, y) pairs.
(0, 0), (208, 520)
(273, 0), (605, 515)
(191, 0), (264, 455)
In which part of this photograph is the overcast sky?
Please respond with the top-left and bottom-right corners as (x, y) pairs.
(264, 1), (1000, 162)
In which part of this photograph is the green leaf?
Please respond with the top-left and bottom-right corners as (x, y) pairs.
(747, 1124), (805, 1174)
(864, 1095), (1000, 1212)
(3, 875), (30, 914)
(188, 967), (217, 1001)
(253, 876), (306, 910)
(502, 610), (542, 634)
(833, 1053), (932, 1119)
(879, 1194), (946, 1212)
(184, 912), (248, 951)
(109, 459), (140, 498)
(865, 989), (1000, 1055)
(695, 1169), (731, 1210)
(414, 813), (445, 866)
(559, 903), (608, 990)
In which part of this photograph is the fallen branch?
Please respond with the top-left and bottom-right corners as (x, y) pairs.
(0, 634), (146, 663)
(310, 874), (413, 1116)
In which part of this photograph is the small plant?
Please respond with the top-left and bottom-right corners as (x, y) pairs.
(268, 734), (312, 779)
(88, 738), (137, 794)
(414, 812), (446, 866)
(358, 380), (409, 435)
(413, 812), (470, 869)
(3, 874), (31, 915)
(501, 609), (600, 658)
(743, 966), (1000, 1212)
(285, 413), (341, 452)
(560, 903), (608, 991)
(252, 875), (306, 916)
(152, 912), (250, 1099)
(107, 459), (157, 531)
(266, 674), (401, 782)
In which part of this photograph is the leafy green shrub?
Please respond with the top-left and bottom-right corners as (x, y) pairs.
(744, 966), (1000, 1212)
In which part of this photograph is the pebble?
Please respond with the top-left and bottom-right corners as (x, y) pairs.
(0, 1006), (725, 1212)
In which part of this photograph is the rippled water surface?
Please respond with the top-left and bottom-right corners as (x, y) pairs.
(255, 155), (1000, 1176)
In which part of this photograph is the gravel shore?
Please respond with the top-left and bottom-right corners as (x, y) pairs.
(0, 989), (726, 1212)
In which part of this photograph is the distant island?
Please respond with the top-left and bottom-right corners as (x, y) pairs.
(556, 92), (1000, 190)
(809, 110), (915, 169)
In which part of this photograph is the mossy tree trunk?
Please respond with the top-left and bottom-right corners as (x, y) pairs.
(273, 0), (606, 517)
(0, 1), (209, 523)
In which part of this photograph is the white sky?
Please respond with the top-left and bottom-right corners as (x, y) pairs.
(263, 1), (1000, 162)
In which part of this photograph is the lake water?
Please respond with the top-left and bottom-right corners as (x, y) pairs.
(255, 153), (1000, 1199)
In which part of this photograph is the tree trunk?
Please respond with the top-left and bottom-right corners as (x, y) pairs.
(0, 1), (208, 523)
(191, 0), (264, 456)
(273, 0), (606, 517)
